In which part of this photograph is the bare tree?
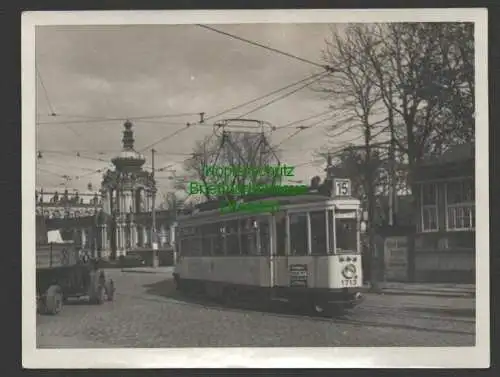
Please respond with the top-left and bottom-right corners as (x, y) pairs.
(178, 129), (281, 202)
(318, 24), (390, 286)
(361, 23), (474, 280)
(319, 23), (474, 281)
(332, 145), (387, 202)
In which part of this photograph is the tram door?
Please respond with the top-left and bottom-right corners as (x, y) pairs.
(270, 212), (287, 288)
(269, 216), (277, 288)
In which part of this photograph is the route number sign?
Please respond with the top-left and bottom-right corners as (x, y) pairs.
(333, 178), (351, 197)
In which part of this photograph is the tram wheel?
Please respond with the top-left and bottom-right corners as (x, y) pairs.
(221, 286), (237, 305)
(313, 303), (327, 314)
(311, 302), (343, 317)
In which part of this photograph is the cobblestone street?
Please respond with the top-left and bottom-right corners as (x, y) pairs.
(36, 269), (475, 348)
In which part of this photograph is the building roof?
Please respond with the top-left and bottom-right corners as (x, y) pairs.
(415, 142), (475, 181)
(111, 120), (146, 170)
(421, 142), (474, 166)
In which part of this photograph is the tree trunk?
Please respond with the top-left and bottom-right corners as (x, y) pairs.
(363, 126), (380, 290)
(406, 189), (417, 282)
(367, 187), (380, 289)
(406, 162), (418, 282)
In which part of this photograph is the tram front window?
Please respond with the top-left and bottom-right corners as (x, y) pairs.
(290, 213), (308, 256)
(335, 217), (358, 254)
(310, 211), (327, 255)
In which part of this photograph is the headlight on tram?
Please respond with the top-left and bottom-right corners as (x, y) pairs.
(341, 264), (357, 279)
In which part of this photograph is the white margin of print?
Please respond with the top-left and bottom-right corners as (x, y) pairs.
(22, 9), (489, 369)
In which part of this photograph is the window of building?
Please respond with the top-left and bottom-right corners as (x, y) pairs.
(289, 213), (309, 256)
(310, 211), (328, 255)
(420, 183), (438, 232)
(446, 180), (475, 231)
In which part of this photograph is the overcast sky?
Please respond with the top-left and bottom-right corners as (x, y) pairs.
(35, 23), (360, 198)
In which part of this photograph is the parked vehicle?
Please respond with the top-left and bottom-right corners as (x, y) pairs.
(36, 216), (115, 315)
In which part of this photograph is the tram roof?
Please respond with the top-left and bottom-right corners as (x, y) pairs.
(177, 192), (360, 223)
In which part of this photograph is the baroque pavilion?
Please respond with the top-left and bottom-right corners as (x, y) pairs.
(40, 120), (176, 262)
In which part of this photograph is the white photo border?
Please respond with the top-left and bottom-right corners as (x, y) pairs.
(22, 9), (489, 368)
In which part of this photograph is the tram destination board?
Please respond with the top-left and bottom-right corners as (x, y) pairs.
(289, 264), (308, 287)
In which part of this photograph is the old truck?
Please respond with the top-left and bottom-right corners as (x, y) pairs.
(36, 216), (115, 315)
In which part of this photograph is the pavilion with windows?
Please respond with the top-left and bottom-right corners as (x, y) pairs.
(413, 142), (475, 283)
(41, 121), (177, 265)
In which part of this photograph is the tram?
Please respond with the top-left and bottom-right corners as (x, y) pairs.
(172, 179), (364, 315)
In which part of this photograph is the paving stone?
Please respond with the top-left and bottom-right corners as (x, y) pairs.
(36, 270), (476, 348)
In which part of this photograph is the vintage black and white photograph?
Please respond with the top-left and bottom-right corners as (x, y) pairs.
(22, 10), (488, 368)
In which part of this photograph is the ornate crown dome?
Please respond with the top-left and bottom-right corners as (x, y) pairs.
(111, 120), (146, 171)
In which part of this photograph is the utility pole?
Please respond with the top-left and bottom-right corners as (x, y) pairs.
(151, 148), (158, 268)
(363, 128), (379, 291)
(388, 82), (396, 227)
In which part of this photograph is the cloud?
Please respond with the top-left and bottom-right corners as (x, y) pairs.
(34, 23), (360, 192)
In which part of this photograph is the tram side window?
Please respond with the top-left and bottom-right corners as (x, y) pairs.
(189, 227), (202, 257)
(289, 213), (308, 256)
(178, 239), (183, 257)
(226, 220), (240, 256)
(190, 237), (202, 257)
(179, 227), (192, 257)
(239, 218), (257, 255)
(201, 224), (213, 256)
(239, 219), (248, 255)
(310, 211), (327, 255)
(276, 216), (287, 256)
(181, 238), (190, 257)
(213, 222), (225, 256)
(259, 218), (270, 256)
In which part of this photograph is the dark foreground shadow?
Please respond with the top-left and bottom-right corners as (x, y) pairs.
(142, 278), (475, 338)
(403, 306), (475, 318)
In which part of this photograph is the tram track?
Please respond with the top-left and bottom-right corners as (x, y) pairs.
(115, 287), (474, 321)
(37, 270), (475, 348)
(113, 290), (475, 336)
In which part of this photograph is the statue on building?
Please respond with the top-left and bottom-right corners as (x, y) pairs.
(310, 176), (322, 191)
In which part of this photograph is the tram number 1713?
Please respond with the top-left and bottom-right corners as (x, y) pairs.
(340, 279), (358, 287)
